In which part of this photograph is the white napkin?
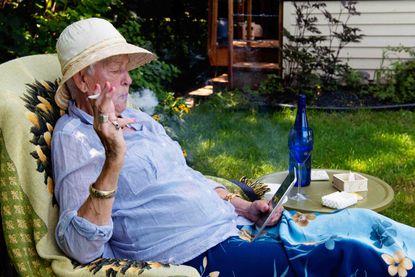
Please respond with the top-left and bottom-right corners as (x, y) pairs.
(321, 191), (358, 209)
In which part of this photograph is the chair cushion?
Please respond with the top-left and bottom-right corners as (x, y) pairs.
(21, 79), (63, 205)
(0, 131), (53, 276)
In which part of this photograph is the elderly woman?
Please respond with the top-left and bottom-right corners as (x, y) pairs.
(52, 18), (415, 277)
(52, 16), (283, 272)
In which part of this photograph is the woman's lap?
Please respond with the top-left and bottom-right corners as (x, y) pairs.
(184, 236), (394, 277)
(184, 236), (293, 277)
(184, 209), (415, 276)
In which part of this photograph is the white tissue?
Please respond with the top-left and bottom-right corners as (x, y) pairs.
(311, 170), (330, 181)
(321, 191), (357, 209)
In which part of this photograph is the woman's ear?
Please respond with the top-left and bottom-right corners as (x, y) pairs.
(72, 71), (89, 93)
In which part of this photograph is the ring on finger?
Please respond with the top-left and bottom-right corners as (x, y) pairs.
(98, 113), (109, 123)
(112, 120), (121, 130)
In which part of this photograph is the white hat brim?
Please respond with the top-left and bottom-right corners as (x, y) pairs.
(55, 41), (156, 110)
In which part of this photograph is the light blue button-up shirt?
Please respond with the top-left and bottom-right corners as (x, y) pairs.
(52, 101), (239, 264)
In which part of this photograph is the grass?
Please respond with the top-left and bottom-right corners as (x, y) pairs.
(175, 103), (415, 227)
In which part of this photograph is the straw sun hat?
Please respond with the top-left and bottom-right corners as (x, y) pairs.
(55, 17), (156, 110)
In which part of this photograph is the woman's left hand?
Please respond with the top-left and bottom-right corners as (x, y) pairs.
(215, 188), (283, 227)
(247, 200), (284, 226)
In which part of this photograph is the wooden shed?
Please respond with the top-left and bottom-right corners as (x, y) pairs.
(207, 0), (284, 89)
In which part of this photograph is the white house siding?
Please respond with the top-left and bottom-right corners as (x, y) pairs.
(283, 0), (415, 79)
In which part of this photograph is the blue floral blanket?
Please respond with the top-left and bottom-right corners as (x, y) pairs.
(238, 208), (415, 276)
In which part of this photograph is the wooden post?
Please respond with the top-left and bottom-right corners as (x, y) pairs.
(278, 0), (283, 75)
(211, 0), (218, 50)
(237, 0), (244, 39)
(247, 0), (252, 41)
(228, 0), (234, 88)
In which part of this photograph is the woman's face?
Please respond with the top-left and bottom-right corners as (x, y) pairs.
(86, 54), (132, 114)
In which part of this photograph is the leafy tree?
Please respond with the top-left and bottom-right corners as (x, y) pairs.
(0, 0), (120, 62)
(283, 1), (364, 98)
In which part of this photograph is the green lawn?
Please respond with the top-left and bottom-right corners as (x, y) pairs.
(176, 104), (415, 227)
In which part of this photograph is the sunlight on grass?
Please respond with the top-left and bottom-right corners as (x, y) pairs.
(347, 159), (369, 172)
(199, 139), (215, 152)
(176, 106), (415, 226)
(373, 132), (415, 153)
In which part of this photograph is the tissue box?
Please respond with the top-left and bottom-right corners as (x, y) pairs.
(333, 172), (368, 192)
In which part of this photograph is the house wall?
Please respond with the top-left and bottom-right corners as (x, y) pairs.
(283, 0), (415, 79)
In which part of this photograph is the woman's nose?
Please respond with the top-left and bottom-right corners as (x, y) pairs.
(122, 71), (132, 86)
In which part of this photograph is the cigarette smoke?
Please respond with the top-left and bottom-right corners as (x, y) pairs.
(129, 89), (159, 115)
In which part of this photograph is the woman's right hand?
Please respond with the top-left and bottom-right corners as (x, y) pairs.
(78, 82), (135, 224)
(88, 82), (133, 162)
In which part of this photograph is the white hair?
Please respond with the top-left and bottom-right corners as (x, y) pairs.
(66, 63), (96, 98)
(85, 64), (95, 75)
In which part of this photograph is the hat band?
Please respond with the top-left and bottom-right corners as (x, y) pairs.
(61, 37), (126, 76)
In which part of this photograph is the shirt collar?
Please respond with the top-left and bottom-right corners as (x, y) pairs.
(68, 100), (93, 125)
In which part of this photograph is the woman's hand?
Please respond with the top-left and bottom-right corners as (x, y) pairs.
(88, 82), (134, 162)
(246, 200), (284, 227)
(215, 188), (283, 227)
(78, 81), (135, 224)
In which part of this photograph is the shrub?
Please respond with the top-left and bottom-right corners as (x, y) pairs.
(117, 18), (185, 125)
(0, 0), (120, 62)
(121, 17), (182, 95)
(0, 1), (187, 123)
(371, 46), (415, 103)
(283, 1), (364, 99)
(151, 91), (190, 141)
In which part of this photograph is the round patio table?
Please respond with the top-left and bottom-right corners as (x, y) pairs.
(258, 169), (394, 213)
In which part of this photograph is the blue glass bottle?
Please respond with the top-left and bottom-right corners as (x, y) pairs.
(288, 95), (314, 187)
(217, 18), (228, 45)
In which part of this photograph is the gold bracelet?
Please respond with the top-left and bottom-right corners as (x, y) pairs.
(224, 193), (239, 202)
(89, 183), (116, 199)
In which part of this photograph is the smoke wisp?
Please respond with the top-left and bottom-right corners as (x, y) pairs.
(129, 89), (159, 115)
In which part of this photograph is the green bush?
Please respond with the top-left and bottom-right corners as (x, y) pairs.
(0, 1), (188, 123)
(0, 0), (120, 62)
(118, 19), (181, 96)
(283, 1), (363, 99)
(371, 46), (415, 103)
(117, 18), (185, 125)
(394, 60), (415, 103)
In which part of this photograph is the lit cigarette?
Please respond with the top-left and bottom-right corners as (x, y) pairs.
(88, 93), (101, 100)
